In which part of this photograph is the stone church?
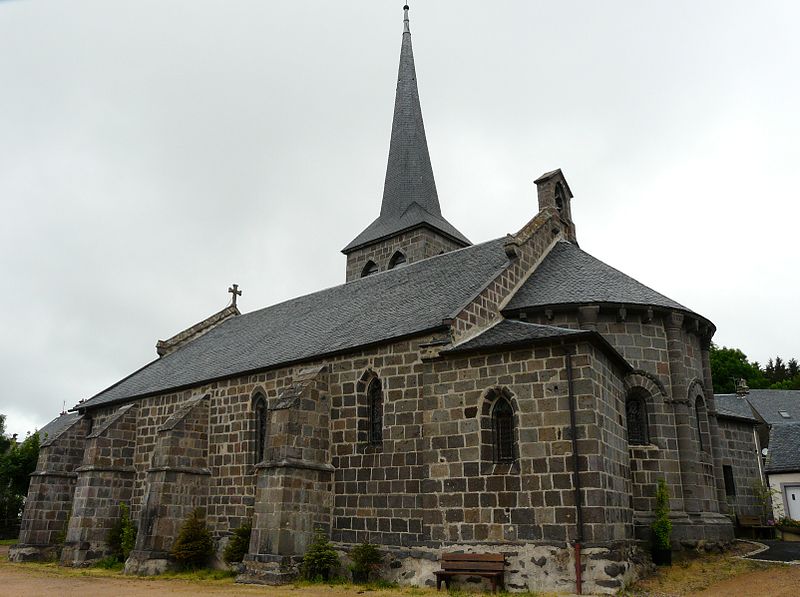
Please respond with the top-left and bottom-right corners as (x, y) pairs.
(12, 6), (754, 594)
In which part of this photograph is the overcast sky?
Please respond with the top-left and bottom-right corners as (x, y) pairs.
(1, 1), (798, 437)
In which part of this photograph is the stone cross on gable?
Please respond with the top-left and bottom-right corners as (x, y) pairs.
(228, 283), (242, 308)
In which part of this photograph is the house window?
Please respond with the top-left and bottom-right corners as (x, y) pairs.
(254, 394), (268, 463)
(388, 251), (407, 269)
(626, 394), (649, 445)
(367, 377), (383, 444)
(492, 396), (515, 462)
(723, 465), (736, 496)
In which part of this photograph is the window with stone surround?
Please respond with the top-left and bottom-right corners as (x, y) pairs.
(388, 251), (407, 269)
(695, 396), (709, 452)
(492, 397), (515, 462)
(367, 377), (383, 445)
(723, 465), (736, 496)
(254, 394), (268, 463)
(480, 387), (518, 466)
(361, 260), (378, 277)
(625, 393), (649, 445)
(554, 182), (565, 214)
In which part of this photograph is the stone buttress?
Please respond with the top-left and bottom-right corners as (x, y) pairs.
(240, 366), (333, 583)
(9, 414), (89, 562)
(61, 403), (137, 565)
(126, 393), (211, 574)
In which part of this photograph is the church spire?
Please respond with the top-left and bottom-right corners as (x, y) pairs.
(380, 3), (441, 220)
(342, 5), (469, 261)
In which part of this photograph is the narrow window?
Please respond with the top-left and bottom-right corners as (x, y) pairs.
(361, 261), (378, 277)
(723, 465), (736, 496)
(626, 394), (649, 445)
(492, 397), (515, 462)
(554, 182), (565, 214)
(388, 251), (407, 269)
(254, 395), (268, 463)
(367, 378), (383, 444)
(695, 397), (707, 451)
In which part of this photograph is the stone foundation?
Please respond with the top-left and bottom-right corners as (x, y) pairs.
(237, 542), (649, 594)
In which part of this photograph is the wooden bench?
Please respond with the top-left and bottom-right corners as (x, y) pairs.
(435, 553), (506, 592)
(738, 514), (776, 540)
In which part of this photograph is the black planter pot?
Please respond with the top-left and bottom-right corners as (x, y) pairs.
(652, 546), (672, 566)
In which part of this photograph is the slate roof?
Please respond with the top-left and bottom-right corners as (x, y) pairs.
(445, 320), (584, 353)
(765, 423), (800, 473)
(37, 412), (82, 446)
(342, 7), (469, 253)
(78, 237), (510, 410)
(715, 394), (758, 423)
(505, 241), (692, 314)
(740, 389), (800, 425)
(444, 319), (632, 371)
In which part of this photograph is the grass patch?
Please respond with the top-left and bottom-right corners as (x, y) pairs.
(624, 546), (779, 596)
(0, 539), (18, 545)
(155, 567), (237, 582)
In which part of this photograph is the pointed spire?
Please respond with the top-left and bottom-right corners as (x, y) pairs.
(342, 5), (470, 254)
(380, 3), (441, 220)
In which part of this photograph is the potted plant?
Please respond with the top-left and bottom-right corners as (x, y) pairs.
(651, 478), (672, 565)
(349, 542), (382, 584)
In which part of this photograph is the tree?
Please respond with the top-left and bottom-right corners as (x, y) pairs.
(0, 416), (40, 538)
(709, 345), (767, 393)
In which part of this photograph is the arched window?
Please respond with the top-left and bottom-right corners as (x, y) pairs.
(254, 394), (268, 463)
(695, 396), (708, 452)
(361, 261), (378, 277)
(388, 251), (407, 269)
(554, 182), (565, 214)
(492, 396), (515, 462)
(367, 378), (383, 445)
(626, 394), (649, 445)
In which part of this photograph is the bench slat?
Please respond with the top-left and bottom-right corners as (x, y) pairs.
(441, 553), (505, 562)
(439, 561), (505, 571)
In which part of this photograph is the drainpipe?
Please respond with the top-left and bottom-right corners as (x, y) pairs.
(565, 345), (584, 595)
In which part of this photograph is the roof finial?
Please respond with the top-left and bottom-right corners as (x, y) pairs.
(403, 4), (410, 34)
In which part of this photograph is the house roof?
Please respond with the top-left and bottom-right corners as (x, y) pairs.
(739, 389), (800, 425)
(342, 6), (469, 253)
(765, 423), (800, 473)
(714, 394), (758, 423)
(78, 237), (510, 410)
(504, 241), (694, 315)
(37, 412), (82, 446)
(443, 319), (632, 371)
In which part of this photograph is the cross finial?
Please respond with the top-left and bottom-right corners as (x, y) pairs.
(228, 283), (242, 308)
(403, 4), (410, 34)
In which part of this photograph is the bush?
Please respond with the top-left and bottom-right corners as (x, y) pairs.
(170, 508), (214, 569)
(223, 522), (251, 564)
(778, 517), (800, 528)
(301, 528), (339, 581)
(107, 503), (137, 561)
(651, 478), (672, 551)
(349, 542), (382, 583)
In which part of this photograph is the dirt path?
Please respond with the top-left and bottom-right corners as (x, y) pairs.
(689, 564), (800, 596)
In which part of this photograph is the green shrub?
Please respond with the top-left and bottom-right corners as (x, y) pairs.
(778, 517), (800, 528)
(107, 503), (137, 561)
(170, 508), (214, 569)
(651, 478), (672, 551)
(223, 522), (251, 564)
(301, 528), (339, 581)
(95, 555), (124, 570)
(349, 542), (382, 583)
